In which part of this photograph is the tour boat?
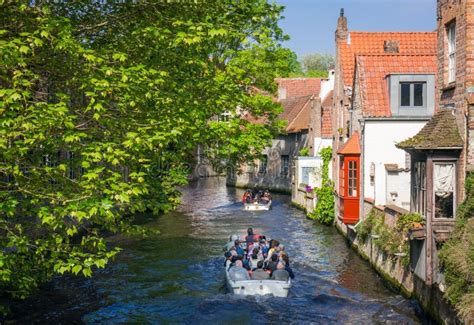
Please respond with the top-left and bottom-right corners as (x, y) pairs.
(243, 200), (272, 211)
(225, 266), (291, 297)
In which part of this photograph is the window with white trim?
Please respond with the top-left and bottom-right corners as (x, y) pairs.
(447, 21), (456, 83)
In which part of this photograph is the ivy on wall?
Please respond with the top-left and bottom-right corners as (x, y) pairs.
(308, 147), (334, 224)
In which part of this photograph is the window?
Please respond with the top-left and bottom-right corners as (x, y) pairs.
(258, 156), (267, 174)
(400, 82), (426, 108)
(413, 161), (427, 218)
(434, 162), (455, 218)
(447, 22), (456, 83)
(348, 160), (357, 197)
(281, 155), (289, 177)
(301, 167), (313, 185)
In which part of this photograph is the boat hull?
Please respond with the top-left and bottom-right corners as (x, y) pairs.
(243, 201), (272, 211)
(225, 268), (291, 297)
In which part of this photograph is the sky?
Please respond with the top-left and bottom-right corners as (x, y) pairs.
(276, 0), (437, 57)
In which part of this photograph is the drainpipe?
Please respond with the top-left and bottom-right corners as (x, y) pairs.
(360, 119), (366, 221)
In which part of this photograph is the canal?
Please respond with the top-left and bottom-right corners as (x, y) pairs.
(6, 177), (428, 324)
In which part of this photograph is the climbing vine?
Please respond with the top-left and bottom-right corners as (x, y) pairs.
(439, 172), (474, 323)
(356, 209), (423, 266)
(308, 147), (334, 225)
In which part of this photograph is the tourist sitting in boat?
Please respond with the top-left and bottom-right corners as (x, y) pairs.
(280, 254), (295, 279)
(266, 239), (280, 261)
(251, 261), (270, 280)
(228, 260), (250, 281)
(224, 234), (239, 251)
(271, 261), (290, 281)
(242, 190), (253, 204)
(249, 247), (262, 270)
(234, 239), (245, 256)
(265, 253), (279, 274)
(224, 251), (233, 270)
(258, 190), (272, 204)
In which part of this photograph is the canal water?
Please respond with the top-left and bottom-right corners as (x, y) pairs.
(6, 177), (428, 324)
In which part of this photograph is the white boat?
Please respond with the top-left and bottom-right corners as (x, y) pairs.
(225, 266), (291, 297)
(243, 201), (272, 211)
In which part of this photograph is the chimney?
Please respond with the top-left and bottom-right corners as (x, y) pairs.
(384, 40), (400, 53)
(335, 8), (348, 42)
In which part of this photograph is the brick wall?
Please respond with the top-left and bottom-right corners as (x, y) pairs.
(437, 0), (474, 200)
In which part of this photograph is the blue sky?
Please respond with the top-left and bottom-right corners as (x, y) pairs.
(276, 0), (437, 57)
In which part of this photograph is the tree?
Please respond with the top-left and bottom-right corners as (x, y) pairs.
(0, 0), (293, 312)
(301, 53), (335, 77)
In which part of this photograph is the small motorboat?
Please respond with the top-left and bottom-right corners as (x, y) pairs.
(225, 265), (291, 297)
(243, 200), (272, 211)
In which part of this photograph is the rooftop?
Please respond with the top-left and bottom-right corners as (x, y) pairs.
(396, 110), (463, 150)
(356, 54), (437, 117)
(338, 31), (437, 87)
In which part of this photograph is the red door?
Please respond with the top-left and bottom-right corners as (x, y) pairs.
(339, 154), (360, 224)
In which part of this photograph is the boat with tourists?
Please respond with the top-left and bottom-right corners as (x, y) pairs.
(223, 229), (293, 297)
(242, 189), (272, 211)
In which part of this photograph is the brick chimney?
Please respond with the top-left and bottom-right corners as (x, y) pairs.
(384, 40), (400, 53)
(336, 8), (348, 42)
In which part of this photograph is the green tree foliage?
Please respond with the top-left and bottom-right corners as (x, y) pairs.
(439, 172), (474, 323)
(0, 0), (294, 309)
(301, 53), (335, 78)
(308, 147), (334, 224)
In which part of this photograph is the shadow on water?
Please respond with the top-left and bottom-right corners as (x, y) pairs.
(5, 177), (432, 324)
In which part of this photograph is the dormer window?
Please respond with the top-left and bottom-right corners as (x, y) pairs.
(400, 82), (426, 108)
(447, 21), (456, 83)
(389, 74), (435, 117)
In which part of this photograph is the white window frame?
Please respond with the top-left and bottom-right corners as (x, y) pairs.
(447, 22), (456, 83)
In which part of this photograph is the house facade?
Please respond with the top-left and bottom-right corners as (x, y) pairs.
(397, 0), (474, 286)
(332, 10), (438, 225)
(227, 78), (323, 193)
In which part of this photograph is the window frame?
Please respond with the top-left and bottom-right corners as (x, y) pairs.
(399, 82), (427, 109)
(447, 21), (456, 83)
(432, 160), (457, 220)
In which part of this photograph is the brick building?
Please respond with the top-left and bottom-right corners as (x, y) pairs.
(397, 0), (474, 286)
(332, 9), (437, 225)
(227, 78), (323, 192)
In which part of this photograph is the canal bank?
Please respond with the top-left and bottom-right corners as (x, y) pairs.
(290, 185), (459, 324)
(5, 177), (428, 323)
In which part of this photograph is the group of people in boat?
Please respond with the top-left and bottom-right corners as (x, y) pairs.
(224, 228), (295, 282)
(242, 189), (272, 205)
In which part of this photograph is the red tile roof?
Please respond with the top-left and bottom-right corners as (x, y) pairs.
(279, 95), (312, 133)
(275, 78), (322, 98)
(356, 54), (437, 117)
(337, 131), (360, 155)
(338, 32), (437, 87)
(321, 90), (333, 138)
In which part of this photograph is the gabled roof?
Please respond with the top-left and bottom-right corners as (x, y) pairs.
(338, 131), (360, 155)
(338, 32), (437, 87)
(275, 78), (322, 98)
(321, 90), (333, 138)
(396, 110), (463, 150)
(356, 54), (437, 117)
(279, 95), (312, 133)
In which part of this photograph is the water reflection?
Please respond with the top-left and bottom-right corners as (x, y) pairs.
(6, 177), (427, 324)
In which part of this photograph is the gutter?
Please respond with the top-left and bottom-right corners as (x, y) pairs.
(361, 117), (432, 121)
(360, 119), (366, 221)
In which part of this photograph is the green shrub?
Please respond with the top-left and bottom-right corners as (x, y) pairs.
(439, 172), (474, 323)
(308, 147), (334, 225)
(298, 147), (310, 157)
